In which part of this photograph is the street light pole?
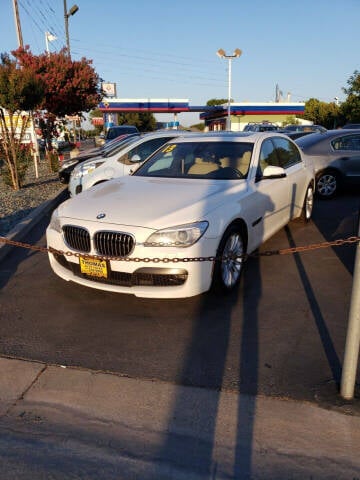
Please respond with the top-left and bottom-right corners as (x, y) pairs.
(63, 0), (79, 57)
(217, 48), (242, 131)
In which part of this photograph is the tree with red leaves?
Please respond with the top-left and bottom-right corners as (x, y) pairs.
(13, 46), (102, 147)
(14, 46), (101, 117)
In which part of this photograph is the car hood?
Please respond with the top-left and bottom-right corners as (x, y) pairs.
(58, 176), (247, 229)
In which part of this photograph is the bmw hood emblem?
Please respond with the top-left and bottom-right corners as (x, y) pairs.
(96, 213), (106, 219)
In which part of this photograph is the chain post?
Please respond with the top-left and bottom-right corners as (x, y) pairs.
(340, 216), (360, 400)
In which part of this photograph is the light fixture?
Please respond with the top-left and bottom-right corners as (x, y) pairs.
(216, 48), (242, 131)
(64, 0), (79, 56)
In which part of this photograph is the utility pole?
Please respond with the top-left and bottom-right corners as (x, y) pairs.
(12, 0), (24, 48)
(64, 0), (70, 55)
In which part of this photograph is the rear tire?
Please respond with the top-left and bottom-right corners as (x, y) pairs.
(211, 225), (246, 294)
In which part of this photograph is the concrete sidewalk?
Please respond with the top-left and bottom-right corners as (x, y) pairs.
(1, 355), (360, 479)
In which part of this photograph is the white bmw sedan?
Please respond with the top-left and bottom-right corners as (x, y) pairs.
(47, 132), (315, 299)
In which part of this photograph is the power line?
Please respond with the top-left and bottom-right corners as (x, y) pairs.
(18, 0), (64, 52)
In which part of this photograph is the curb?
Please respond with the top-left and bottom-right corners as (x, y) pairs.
(0, 187), (68, 263)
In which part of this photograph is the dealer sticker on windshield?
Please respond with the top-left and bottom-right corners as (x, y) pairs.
(162, 144), (177, 153)
(80, 257), (108, 278)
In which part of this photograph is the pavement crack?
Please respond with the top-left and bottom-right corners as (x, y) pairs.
(4, 364), (48, 417)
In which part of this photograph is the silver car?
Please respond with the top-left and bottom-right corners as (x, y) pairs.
(296, 129), (360, 198)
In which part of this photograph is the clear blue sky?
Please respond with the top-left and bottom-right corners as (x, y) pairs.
(1, 0), (359, 126)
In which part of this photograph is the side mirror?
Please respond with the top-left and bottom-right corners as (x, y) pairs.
(262, 165), (286, 179)
(130, 154), (141, 163)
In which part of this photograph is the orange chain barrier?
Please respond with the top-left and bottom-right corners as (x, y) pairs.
(0, 235), (359, 263)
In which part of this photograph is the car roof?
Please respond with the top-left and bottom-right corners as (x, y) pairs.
(163, 131), (290, 143)
(140, 130), (195, 137)
(295, 129), (360, 149)
(81, 130), (197, 164)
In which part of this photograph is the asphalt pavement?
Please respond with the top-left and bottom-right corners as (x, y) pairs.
(0, 188), (360, 479)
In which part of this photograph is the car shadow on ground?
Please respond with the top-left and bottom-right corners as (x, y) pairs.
(146, 261), (261, 478)
(311, 191), (359, 275)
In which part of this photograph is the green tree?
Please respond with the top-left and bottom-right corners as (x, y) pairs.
(303, 98), (340, 129)
(117, 112), (156, 132)
(189, 122), (205, 131)
(89, 108), (104, 135)
(206, 98), (230, 106)
(282, 115), (300, 126)
(0, 53), (44, 190)
(340, 70), (360, 123)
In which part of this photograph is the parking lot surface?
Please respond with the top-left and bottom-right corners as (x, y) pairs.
(0, 191), (359, 405)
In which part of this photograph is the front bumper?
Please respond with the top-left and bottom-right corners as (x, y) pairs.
(46, 224), (217, 298)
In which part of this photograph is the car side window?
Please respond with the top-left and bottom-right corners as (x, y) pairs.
(272, 137), (302, 168)
(332, 135), (360, 151)
(134, 137), (172, 161)
(117, 137), (172, 165)
(257, 139), (279, 176)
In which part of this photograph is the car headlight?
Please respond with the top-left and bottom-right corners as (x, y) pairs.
(81, 161), (104, 176)
(48, 208), (62, 233)
(60, 160), (77, 171)
(145, 221), (208, 247)
(71, 162), (104, 179)
(70, 168), (82, 179)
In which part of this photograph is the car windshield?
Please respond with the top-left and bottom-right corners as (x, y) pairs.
(106, 126), (138, 139)
(101, 134), (141, 158)
(259, 126), (277, 131)
(101, 134), (131, 152)
(134, 141), (254, 180)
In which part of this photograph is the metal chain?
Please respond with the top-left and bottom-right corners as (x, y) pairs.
(1, 235), (359, 263)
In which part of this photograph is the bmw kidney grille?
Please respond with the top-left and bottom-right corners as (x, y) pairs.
(63, 225), (134, 257)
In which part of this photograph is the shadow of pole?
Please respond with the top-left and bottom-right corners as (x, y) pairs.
(146, 288), (239, 478)
(233, 256), (260, 478)
(284, 225), (342, 384)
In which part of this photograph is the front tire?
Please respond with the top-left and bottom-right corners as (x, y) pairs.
(211, 225), (246, 294)
(298, 184), (314, 222)
(316, 170), (339, 199)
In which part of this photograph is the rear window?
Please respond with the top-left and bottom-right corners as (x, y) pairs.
(331, 134), (360, 151)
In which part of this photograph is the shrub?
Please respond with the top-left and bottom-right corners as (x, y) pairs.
(47, 150), (60, 172)
(0, 142), (32, 187)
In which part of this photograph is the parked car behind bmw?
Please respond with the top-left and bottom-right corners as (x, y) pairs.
(68, 131), (194, 196)
(281, 124), (326, 134)
(59, 133), (140, 184)
(295, 129), (360, 198)
(47, 132), (314, 299)
(95, 125), (139, 147)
